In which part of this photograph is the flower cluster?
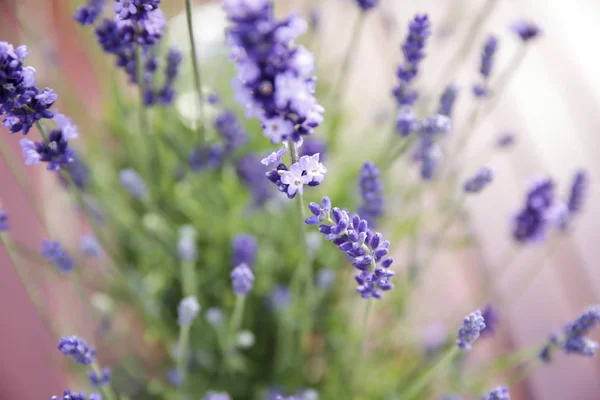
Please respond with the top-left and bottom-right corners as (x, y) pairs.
(411, 114), (452, 180)
(540, 306), (600, 363)
(73, 0), (105, 25)
(0, 208), (7, 232)
(189, 110), (247, 171)
(83, 0), (181, 106)
(357, 162), (384, 225)
(232, 233), (257, 269)
(1, 42), (57, 134)
(392, 14), (431, 107)
(266, 153), (327, 198)
(456, 310), (486, 351)
(512, 178), (555, 243)
(19, 112), (79, 170)
(438, 83), (459, 118)
(306, 197), (395, 299)
(481, 386), (510, 400)
(89, 367), (111, 387)
(231, 262), (255, 296)
(178, 296), (200, 326)
(464, 166), (494, 193)
(52, 390), (101, 400)
(354, 0), (379, 11)
(57, 336), (96, 365)
(224, 0), (324, 143)
(42, 240), (75, 273)
(511, 20), (542, 42)
(473, 35), (498, 97)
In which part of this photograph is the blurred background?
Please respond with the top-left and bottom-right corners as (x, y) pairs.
(1, 0), (599, 399)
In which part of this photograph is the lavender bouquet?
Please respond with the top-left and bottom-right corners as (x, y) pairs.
(0, 1), (596, 399)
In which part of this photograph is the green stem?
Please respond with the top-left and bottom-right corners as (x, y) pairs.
(400, 346), (460, 400)
(91, 361), (118, 400)
(177, 324), (191, 383)
(184, 0), (206, 144)
(228, 295), (246, 348)
(181, 260), (197, 298)
(351, 300), (373, 396)
(135, 45), (155, 177)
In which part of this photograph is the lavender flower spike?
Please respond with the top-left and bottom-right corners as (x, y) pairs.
(438, 83), (459, 118)
(511, 20), (542, 42)
(357, 162), (384, 225)
(464, 167), (494, 193)
(52, 390), (87, 400)
(306, 197), (395, 299)
(567, 170), (588, 214)
(232, 233), (257, 269)
(178, 296), (200, 326)
(481, 386), (510, 400)
(42, 240), (75, 273)
(355, 0), (379, 11)
(120, 168), (147, 199)
(0, 208), (8, 232)
(177, 225), (197, 262)
(473, 35), (498, 97)
(456, 310), (486, 350)
(81, 235), (103, 258)
(231, 262), (255, 296)
(74, 0), (105, 25)
(57, 336), (96, 365)
(89, 367), (111, 387)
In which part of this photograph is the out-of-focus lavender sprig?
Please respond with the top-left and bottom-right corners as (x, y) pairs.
(411, 114), (452, 180)
(540, 306), (600, 363)
(511, 20), (542, 42)
(89, 367), (111, 387)
(114, 0), (161, 21)
(237, 154), (274, 206)
(232, 233), (257, 270)
(473, 35), (498, 97)
(178, 296), (200, 326)
(120, 168), (147, 199)
(81, 235), (103, 258)
(203, 391), (232, 400)
(177, 226), (197, 262)
(299, 137), (327, 160)
(438, 83), (459, 118)
(496, 132), (516, 149)
(480, 305), (498, 337)
(481, 386), (510, 400)
(231, 262), (255, 296)
(1, 42), (59, 135)
(567, 170), (588, 215)
(456, 310), (486, 351)
(357, 162), (384, 225)
(58, 336), (96, 365)
(464, 166), (494, 193)
(52, 389), (99, 400)
(393, 14), (431, 107)
(0, 207), (8, 232)
(306, 197), (395, 299)
(512, 178), (555, 244)
(224, 0), (324, 144)
(354, 0), (379, 11)
(266, 153), (327, 198)
(74, 0), (106, 25)
(42, 240), (75, 273)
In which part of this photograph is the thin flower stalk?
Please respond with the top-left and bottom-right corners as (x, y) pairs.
(184, 0), (206, 144)
(91, 362), (118, 400)
(401, 346), (460, 400)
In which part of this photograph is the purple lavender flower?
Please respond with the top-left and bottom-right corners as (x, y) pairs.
(512, 178), (555, 243)
(481, 386), (509, 400)
(393, 14), (431, 106)
(202, 392), (231, 400)
(567, 170), (588, 214)
(177, 226), (197, 262)
(511, 20), (542, 42)
(59, 151), (89, 190)
(178, 296), (200, 326)
(119, 168), (147, 199)
(0, 208), (8, 232)
(231, 262), (255, 296)
(480, 305), (498, 337)
(74, 0), (105, 25)
(215, 110), (247, 152)
(205, 307), (225, 328)
(89, 367), (111, 387)
(266, 154), (327, 199)
(309, 7), (321, 31)
(42, 240), (75, 273)
(539, 306), (600, 363)
(19, 129), (74, 171)
(456, 310), (486, 350)
(306, 197), (395, 299)
(269, 285), (291, 310)
(81, 235), (102, 258)
(496, 133), (515, 148)
(225, 1), (324, 143)
(316, 268), (336, 291)
(114, 0), (160, 21)
(438, 83), (459, 117)
(237, 154), (274, 205)
(57, 336), (96, 365)
(262, 145), (288, 168)
(158, 47), (182, 105)
(188, 145), (224, 171)
(473, 35), (498, 97)
(52, 390), (88, 400)
(357, 162), (384, 225)
(167, 367), (183, 387)
(232, 233), (257, 270)
(464, 166), (494, 193)
(355, 0), (378, 11)
(396, 108), (420, 136)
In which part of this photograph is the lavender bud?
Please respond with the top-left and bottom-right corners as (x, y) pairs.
(456, 310), (486, 351)
(231, 263), (255, 296)
(177, 296), (200, 326)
